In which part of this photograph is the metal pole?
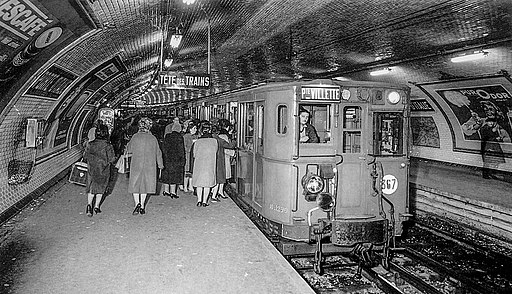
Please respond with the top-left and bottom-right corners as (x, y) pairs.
(207, 17), (211, 75)
(160, 28), (164, 72)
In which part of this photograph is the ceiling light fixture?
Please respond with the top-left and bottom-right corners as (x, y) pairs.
(450, 50), (489, 63)
(169, 34), (182, 48)
(164, 58), (173, 68)
(370, 68), (392, 76)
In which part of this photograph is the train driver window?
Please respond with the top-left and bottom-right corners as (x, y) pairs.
(299, 104), (330, 143)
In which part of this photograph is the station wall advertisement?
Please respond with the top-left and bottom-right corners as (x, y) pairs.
(35, 57), (126, 160)
(415, 74), (512, 157)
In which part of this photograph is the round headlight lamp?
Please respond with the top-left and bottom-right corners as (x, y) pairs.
(303, 174), (324, 194)
(387, 91), (401, 104)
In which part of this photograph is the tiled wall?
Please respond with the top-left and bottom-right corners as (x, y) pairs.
(0, 96), (83, 218)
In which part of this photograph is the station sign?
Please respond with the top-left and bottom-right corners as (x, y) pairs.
(301, 86), (340, 101)
(158, 71), (210, 89)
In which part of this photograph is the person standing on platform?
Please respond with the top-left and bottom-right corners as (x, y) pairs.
(211, 121), (235, 201)
(126, 117), (164, 215)
(83, 124), (116, 217)
(161, 122), (185, 198)
(191, 122), (218, 207)
(182, 121), (198, 192)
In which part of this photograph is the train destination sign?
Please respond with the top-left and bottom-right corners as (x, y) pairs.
(158, 71), (210, 89)
(301, 86), (340, 100)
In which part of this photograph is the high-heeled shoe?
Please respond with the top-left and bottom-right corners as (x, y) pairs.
(132, 203), (141, 215)
(86, 205), (93, 217)
(94, 207), (101, 214)
(163, 191), (172, 197)
(170, 193), (179, 199)
(139, 207), (146, 215)
(196, 202), (202, 207)
(202, 202), (209, 207)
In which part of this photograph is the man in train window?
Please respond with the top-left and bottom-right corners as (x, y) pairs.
(299, 107), (320, 143)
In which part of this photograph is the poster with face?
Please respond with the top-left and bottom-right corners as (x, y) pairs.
(436, 85), (512, 142)
(415, 75), (512, 156)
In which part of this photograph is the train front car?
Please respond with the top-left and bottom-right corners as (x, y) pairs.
(232, 79), (410, 274)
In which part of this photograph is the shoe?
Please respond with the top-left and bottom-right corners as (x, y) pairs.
(196, 202), (202, 207)
(163, 191), (172, 197)
(171, 194), (179, 199)
(202, 202), (209, 207)
(140, 207), (146, 215)
(86, 205), (93, 217)
(94, 207), (101, 214)
(219, 194), (229, 199)
(132, 203), (141, 215)
(211, 198), (220, 203)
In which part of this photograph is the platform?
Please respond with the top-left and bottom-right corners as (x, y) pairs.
(0, 175), (315, 294)
(409, 158), (512, 246)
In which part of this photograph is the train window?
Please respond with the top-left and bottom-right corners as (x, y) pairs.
(277, 105), (287, 134)
(244, 103), (255, 151)
(373, 112), (404, 156)
(257, 105), (264, 152)
(343, 106), (362, 153)
(299, 104), (331, 143)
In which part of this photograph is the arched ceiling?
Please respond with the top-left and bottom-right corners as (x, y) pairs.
(0, 0), (511, 110)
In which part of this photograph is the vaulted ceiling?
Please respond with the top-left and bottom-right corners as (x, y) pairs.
(0, 0), (511, 110)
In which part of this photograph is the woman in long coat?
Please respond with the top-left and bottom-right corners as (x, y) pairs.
(161, 123), (185, 198)
(126, 117), (164, 215)
(83, 124), (116, 217)
(191, 122), (218, 207)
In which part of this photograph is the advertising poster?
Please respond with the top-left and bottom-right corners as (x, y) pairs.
(415, 74), (512, 156)
(25, 65), (77, 98)
(39, 57), (125, 156)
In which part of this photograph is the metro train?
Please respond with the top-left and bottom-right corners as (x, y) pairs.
(175, 79), (411, 273)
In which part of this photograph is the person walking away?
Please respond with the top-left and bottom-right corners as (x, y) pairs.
(161, 122), (185, 198)
(125, 117), (164, 215)
(191, 122), (218, 207)
(83, 124), (116, 217)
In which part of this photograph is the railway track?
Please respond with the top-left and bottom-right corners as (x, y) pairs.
(226, 185), (512, 293)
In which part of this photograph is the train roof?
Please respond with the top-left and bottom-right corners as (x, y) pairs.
(199, 78), (410, 100)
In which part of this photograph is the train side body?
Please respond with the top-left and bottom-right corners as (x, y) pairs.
(184, 79), (411, 249)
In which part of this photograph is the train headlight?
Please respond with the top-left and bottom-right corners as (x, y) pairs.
(387, 91), (401, 104)
(302, 173), (324, 194)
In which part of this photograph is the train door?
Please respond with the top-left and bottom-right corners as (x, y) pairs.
(254, 101), (264, 207)
(237, 102), (255, 202)
(336, 105), (369, 216)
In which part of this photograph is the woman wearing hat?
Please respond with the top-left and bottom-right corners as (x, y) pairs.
(125, 117), (164, 215)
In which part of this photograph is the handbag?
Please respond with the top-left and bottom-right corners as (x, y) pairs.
(69, 160), (88, 186)
(116, 153), (131, 173)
